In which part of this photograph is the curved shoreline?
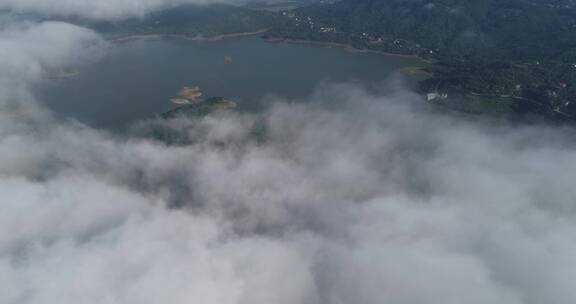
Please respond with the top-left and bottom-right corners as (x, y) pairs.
(108, 30), (429, 65)
(108, 29), (269, 43)
(262, 37), (422, 60)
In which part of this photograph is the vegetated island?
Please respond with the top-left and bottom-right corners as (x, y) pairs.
(162, 96), (237, 119)
(151, 96), (237, 145)
(164, 85), (237, 118)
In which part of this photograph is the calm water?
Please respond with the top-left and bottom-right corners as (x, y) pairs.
(42, 36), (425, 129)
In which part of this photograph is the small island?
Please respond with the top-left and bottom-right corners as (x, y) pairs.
(170, 86), (203, 105)
(163, 96), (237, 119)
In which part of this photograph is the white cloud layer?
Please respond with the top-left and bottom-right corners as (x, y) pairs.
(0, 0), (226, 20)
(1, 21), (576, 304)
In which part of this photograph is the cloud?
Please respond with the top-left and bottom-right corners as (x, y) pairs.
(2, 21), (576, 304)
(0, 0), (229, 20)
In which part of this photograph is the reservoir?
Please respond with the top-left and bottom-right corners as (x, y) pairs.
(42, 36), (426, 129)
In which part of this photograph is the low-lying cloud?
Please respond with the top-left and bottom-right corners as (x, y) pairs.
(0, 0), (229, 20)
(1, 21), (576, 304)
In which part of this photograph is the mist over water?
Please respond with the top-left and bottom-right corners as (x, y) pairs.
(2, 20), (576, 304)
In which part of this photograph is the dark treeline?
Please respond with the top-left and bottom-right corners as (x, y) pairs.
(46, 4), (284, 38)
(267, 0), (576, 120)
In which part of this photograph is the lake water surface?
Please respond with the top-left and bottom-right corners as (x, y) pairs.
(42, 36), (426, 129)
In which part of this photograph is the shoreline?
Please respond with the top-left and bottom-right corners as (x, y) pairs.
(109, 30), (422, 59)
(262, 37), (422, 60)
(107, 29), (431, 63)
(108, 30), (430, 67)
(108, 29), (269, 43)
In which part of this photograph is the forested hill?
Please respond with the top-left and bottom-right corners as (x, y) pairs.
(275, 0), (576, 62)
(267, 0), (576, 120)
(47, 4), (284, 38)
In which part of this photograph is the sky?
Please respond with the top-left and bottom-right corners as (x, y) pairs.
(1, 6), (576, 304)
